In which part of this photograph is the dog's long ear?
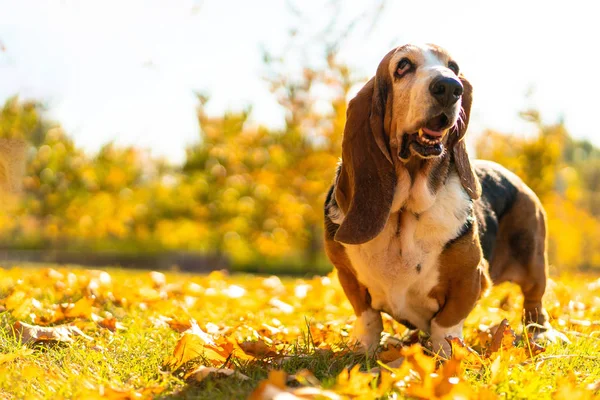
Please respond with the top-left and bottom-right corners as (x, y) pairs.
(334, 75), (396, 245)
(450, 75), (481, 200)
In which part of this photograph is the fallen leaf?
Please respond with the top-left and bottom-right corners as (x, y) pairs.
(524, 334), (546, 358)
(239, 339), (279, 358)
(587, 380), (600, 391)
(0, 347), (34, 365)
(80, 384), (164, 400)
(166, 319), (192, 333)
(269, 298), (294, 314)
(97, 317), (125, 332)
(164, 320), (251, 370)
(63, 297), (94, 319)
(13, 321), (93, 344)
(554, 373), (594, 400)
(487, 319), (515, 355)
(378, 344), (404, 363)
(185, 366), (249, 382)
(3, 290), (33, 320)
(163, 333), (206, 370)
(149, 271), (167, 288)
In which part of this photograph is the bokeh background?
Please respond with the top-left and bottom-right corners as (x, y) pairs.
(1, 0), (599, 273)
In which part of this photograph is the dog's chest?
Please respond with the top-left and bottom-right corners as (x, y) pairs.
(344, 173), (471, 331)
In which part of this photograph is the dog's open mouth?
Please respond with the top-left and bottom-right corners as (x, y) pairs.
(399, 114), (451, 160)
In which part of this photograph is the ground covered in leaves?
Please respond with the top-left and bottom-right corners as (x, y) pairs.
(1, 265), (600, 399)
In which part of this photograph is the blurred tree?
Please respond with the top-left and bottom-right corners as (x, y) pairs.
(0, 96), (47, 146)
(476, 112), (600, 270)
(2, 57), (600, 271)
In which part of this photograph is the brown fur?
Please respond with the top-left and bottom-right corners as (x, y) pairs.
(333, 78), (396, 245)
(429, 223), (490, 328)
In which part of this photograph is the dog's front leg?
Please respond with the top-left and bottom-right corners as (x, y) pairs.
(337, 265), (382, 354)
(429, 268), (484, 357)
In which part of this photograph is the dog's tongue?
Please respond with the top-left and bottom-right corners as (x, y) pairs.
(422, 127), (443, 137)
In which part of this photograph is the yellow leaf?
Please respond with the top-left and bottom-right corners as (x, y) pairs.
(0, 347), (34, 365)
(267, 370), (287, 390)
(163, 333), (206, 370)
(63, 296), (94, 319)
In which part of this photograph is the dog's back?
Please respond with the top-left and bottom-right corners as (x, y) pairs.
(474, 160), (548, 323)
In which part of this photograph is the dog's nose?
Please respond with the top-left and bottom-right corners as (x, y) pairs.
(429, 77), (463, 107)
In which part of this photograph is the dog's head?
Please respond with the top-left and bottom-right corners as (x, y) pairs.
(382, 44), (468, 161)
(334, 44), (480, 244)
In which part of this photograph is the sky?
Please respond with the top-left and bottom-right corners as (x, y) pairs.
(1, 0), (598, 162)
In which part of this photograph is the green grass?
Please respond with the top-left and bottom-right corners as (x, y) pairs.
(1, 265), (600, 399)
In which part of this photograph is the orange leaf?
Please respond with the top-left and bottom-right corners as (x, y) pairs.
(378, 344), (404, 363)
(487, 319), (515, 356)
(267, 370), (287, 390)
(166, 319), (192, 333)
(97, 317), (125, 332)
(239, 339), (279, 358)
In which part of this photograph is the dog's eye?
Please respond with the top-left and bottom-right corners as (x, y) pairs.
(396, 58), (413, 77)
(448, 61), (459, 74)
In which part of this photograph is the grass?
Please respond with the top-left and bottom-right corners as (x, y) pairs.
(1, 265), (600, 399)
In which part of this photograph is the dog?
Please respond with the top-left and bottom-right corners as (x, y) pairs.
(324, 43), (554, 357)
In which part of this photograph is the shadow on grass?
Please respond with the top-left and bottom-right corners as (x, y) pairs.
(157, 348), (373, 400)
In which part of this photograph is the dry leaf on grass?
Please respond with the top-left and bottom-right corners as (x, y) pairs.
(163, 320), (252, 370)
(80, 383), (164, 400)
(149, 271), (167, 288)
(13, 321), (93, 344)
(0, 347), (34, 365)
(378, 344), (404, 363)
(62, 296), (95, 319)
(166, 319), (192, 333)
(239, 339), (279, 358)
(185, 366), (249, 382)
(97, 317), (125, 332)
(249, 370), (342, 400)
(487, 319), (515, 355)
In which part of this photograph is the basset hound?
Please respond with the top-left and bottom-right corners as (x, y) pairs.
(324, 43), (553, 356)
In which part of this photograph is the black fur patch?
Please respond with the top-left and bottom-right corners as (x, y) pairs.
(324, 184), (340, 240)
(473, 162), (519, 261)
(323, 164), (343, 240)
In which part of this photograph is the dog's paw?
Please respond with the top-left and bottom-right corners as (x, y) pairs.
(532, 327), (570, 344)
(349, 309), (383, 354)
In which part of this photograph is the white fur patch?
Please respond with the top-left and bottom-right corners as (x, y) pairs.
(328, 204), (345, 225)
(406, 171), (436, 213)
(391, 167), (411, 213)
(351, 309), (383, 353)
(343, 172), (471, 334)
(430, 319), (465, 357)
